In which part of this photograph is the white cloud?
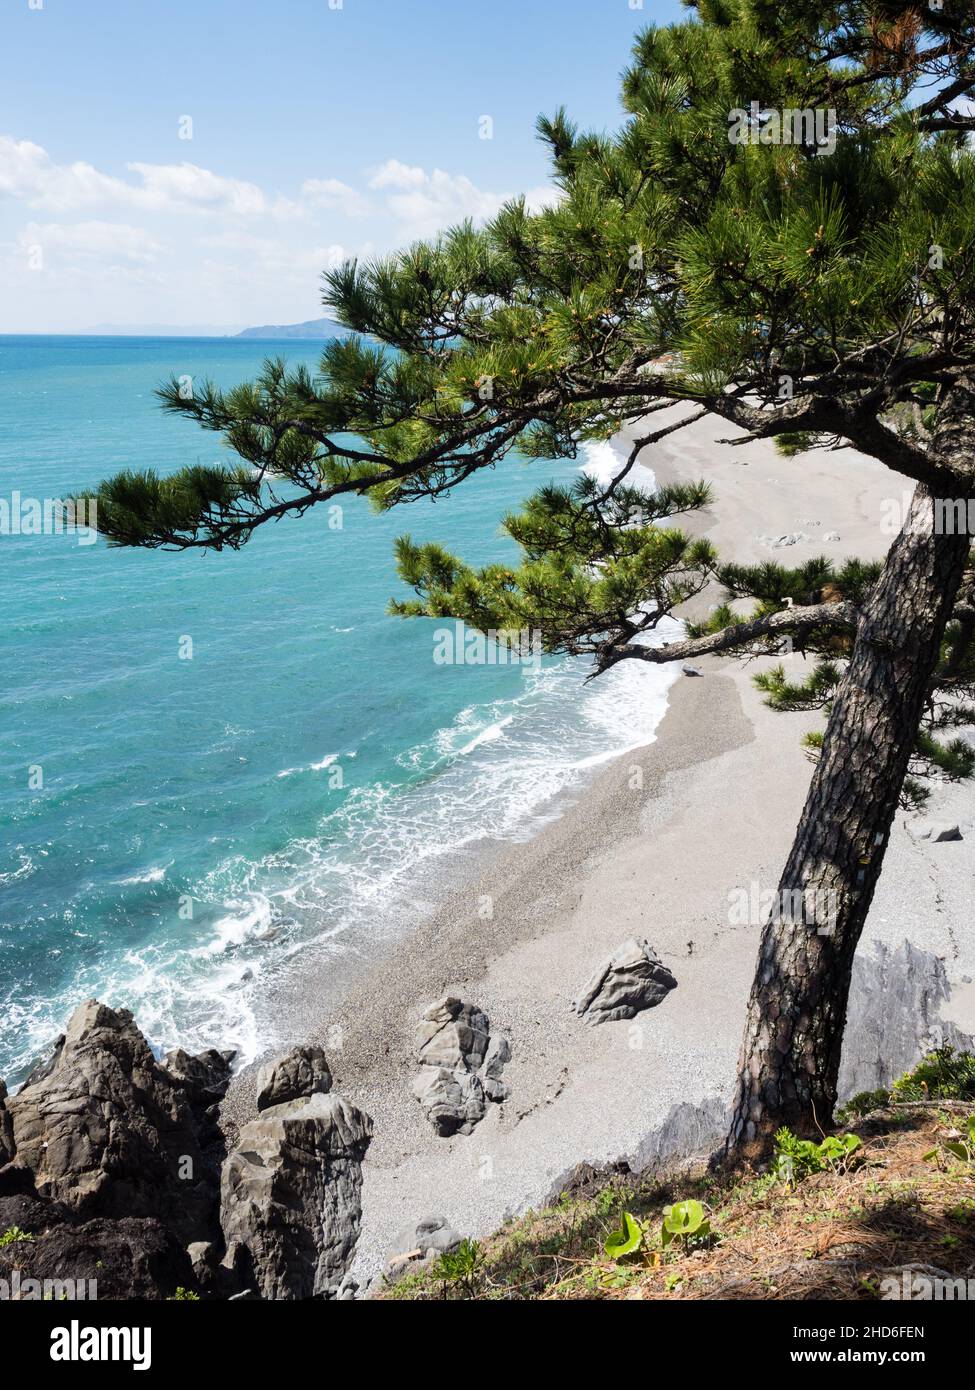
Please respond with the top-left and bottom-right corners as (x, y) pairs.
(300, 177), (371, 217)
(20, 220), (161, 263)
(0, 135), (287, 218)
(367, 158), (559, 239)
(368, 159), (430, 192)
(0, 132), (560, 329)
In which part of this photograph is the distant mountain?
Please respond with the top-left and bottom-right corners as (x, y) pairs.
(235, 316), (352, 340)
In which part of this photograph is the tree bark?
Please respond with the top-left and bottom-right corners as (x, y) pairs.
(728, 382), (975, 1151)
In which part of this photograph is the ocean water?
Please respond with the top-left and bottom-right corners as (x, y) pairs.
(0, 335), (678, 1080)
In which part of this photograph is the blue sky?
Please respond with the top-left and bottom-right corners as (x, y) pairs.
(0, 0), (686, 332)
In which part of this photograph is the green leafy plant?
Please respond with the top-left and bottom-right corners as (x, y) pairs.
(604, 1210), (644, 1260)
(167, 1287), (200, 1301)
(893, 1048), (975, 1103)
(923, 1115), (975, 1167)
(661, 1199), (711, 1251)
(773, 1128), (862, 1184)
(432, 1239), (483, 1298)
(0, 1226), (35, 1249)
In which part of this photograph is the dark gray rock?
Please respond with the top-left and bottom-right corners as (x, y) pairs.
(3, 1000), (217, 1244)
(16, 1035), (65, 1094)
(255, 1044), (332, 1112)
(573, 938), (677, 1025)
(162, 1047), (234, 1106)
(0, 1080), (13, 1169)
(0, 1192), (194, 1300)
(219, 1090), (372, 1300)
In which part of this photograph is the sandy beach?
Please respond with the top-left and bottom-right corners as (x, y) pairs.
(224, 412), (975, 1287)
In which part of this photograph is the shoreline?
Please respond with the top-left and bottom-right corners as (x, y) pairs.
(224, 411), (975, 1285)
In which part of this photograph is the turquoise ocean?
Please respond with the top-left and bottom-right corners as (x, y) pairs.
(0, 335), (677, 1081)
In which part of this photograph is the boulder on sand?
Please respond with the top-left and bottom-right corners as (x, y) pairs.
(910, 820), (963, 843)
(573, 939), (677, 1025)
(412, 998), (511, 1136)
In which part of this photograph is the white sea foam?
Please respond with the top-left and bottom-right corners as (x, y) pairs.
(4, 434), (681, 1078)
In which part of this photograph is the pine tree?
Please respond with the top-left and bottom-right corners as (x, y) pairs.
(85, 2), (975, 1147)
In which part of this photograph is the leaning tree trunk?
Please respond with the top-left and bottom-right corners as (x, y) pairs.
(728, 387), (974, 1151)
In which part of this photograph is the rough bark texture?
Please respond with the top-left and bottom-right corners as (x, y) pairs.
(729, 382), (975, 1149)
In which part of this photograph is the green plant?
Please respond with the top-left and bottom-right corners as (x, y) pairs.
(0, 1226), (34, 1249)
(167, 1287), (200, 1301)
(604, 1211), (644, 1261)
(432, 1239), (483, 1298)
(661, 1199), (711, 1251)
(923, 1115), (975, 1167)
(837, 1088), (892, 1123)
(893, 1048), (975, 1103)
(773, 1128), (862, 1184)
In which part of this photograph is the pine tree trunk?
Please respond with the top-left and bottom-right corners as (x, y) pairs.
(728, 387), (974, 1150)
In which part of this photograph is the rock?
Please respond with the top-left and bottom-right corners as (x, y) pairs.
(411, 1067), (486, 1137)
(573, 938), (678, 1025)
(412, 998), (510, 1136)
(255, 1044), (332, 1112)
(219, 1090), (372, 1300)
(824, 531), (841, 542)
(0, 1080), (14, 1169)
(416, 999), (489, 1071)
(910, 820), (963, 843)
(482, 1035), (512, 1103)
(186, 1239), (216, 1285)
(0, 1193), (194, 1300)
(839, 940), (974, 1099)
(162, 1048), (235, 1107)
(17, 1035), (65, 1093)
(483, 1033), (511, 1081)
(382, 1215), (463, 1286)
(3, 1000), (217, 1244)
(682, 665), (703, 677)
(760, 531), (810, 550)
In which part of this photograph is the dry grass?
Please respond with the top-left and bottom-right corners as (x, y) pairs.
(383, 1103), (975, 1301)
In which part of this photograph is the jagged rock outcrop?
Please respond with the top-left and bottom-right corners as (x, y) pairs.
(2, 1001), (226, 1244)
(572, 939), (677, 1025)
(219, 1044), (372, 1299)
(839, 940), (975, 1100)
(255, 1044), (332, 1112)
(411, 998), (511, 1136)
(1, 1012), (374, 1301)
